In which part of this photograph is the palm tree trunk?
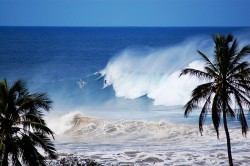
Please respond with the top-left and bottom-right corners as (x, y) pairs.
(223, 107), (233, 166)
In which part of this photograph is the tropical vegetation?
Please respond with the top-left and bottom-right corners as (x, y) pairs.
(0, 79), (57, 165)
(180, 34), (250, 166)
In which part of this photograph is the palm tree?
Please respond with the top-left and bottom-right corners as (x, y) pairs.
(0, 79), (57, 165)
(180, 34), (250, 166)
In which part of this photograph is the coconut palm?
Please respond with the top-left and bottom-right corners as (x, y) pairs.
(0, 79), (57, 165)
(180, 34), (250, 166)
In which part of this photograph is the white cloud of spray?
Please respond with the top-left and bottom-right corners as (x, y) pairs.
(148, 60), (205, 106)
(102, 31), (250, 107)
(45, 111), (83, 135)
(103, 38), (210, 106)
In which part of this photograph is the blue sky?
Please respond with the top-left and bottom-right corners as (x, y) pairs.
(0, 0), (249, 26)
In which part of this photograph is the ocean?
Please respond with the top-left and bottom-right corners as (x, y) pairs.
(1, 27), (250, 165)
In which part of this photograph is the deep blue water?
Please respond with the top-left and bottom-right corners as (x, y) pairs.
(0, 26), (245, 81)
(0, 27), (250, 125)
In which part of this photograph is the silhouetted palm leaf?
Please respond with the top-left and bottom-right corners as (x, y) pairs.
(0, 79), (57, 165)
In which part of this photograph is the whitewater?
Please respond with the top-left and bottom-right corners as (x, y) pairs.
(1, 27), (250, 165)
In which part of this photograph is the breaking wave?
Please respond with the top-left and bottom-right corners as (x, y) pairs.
(102, 38), (210, 106)
(54, 116), (250, 165)
(60, 116), (200, 143)
(101, 33), (250, 107)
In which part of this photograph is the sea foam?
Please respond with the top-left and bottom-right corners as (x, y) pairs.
(54, 115), (250, 165)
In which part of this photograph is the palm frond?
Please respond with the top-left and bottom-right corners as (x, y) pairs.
(17, 93), (52, 114)
(184, 82), (213, 116)
(226, 103), (235, 118)
(30, 93), (53, 111)
(229, 82), (250, 100)
(199, 95), (211, 135)
(20, 121), (55, 138)
(197, 50), (219, 73)
(232, 86), (250, 109)
(238, 109), (248, 137)
(19, 108), (45, 123)
(204, 66), (218, 78)
(233, 90), (249, 136)
(180, 68), (212, 80)
(229, 73), (249, 82)
(211, 94), (221, 139)
(184, 100), (199, 117)
(20, 135), (47, 166)
(234, 83), (250, 98)
(227, 62), (250, 77)
(229, 38), (238, 53)
(231, 45), (250, 65)
(29, 132), (57, 159)
(226, 34), (233, 43)
(228, 39), (239, 68)
(9, 79), (27, 97)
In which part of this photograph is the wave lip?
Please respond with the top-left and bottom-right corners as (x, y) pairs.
(103, 43), (207, 106)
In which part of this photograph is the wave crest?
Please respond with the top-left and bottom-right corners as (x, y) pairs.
(59, 116), (202, 143)
(103, 39), (209, 106)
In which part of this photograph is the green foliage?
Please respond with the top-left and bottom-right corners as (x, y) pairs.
(0, 79), (57, 165)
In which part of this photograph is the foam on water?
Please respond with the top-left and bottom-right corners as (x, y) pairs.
(53, 116), (250, 165)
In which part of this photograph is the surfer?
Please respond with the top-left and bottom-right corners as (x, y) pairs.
(77, 79), (86, 88)
(97, 71), (102, 76)
(102, 79), (109, 89)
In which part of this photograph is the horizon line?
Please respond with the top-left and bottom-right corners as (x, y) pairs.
(0, 25), (250, 28)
